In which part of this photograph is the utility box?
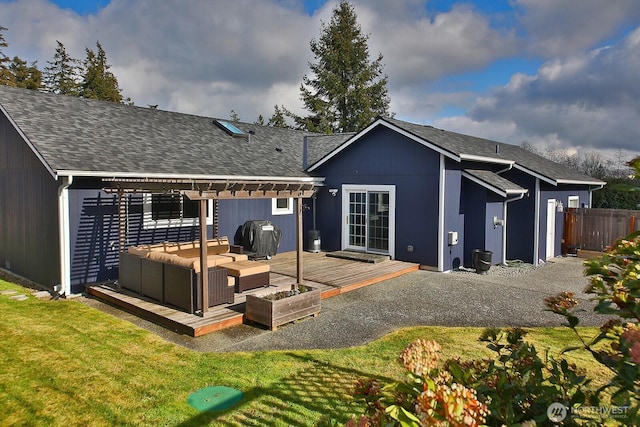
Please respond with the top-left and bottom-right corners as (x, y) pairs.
(448, 231), (458, 246)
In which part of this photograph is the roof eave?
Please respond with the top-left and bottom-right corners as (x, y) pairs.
(57, 170), (325, 183)
(556, 178), (606, 186)
(460, 154), (515, 166)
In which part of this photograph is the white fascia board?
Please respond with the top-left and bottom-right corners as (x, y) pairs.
(57, 170), (324, 183)
(307, 118), (460, 172)
(461, 171), (507, 197)
(460, 154), (515, 165)
(0, 103), (57, 179)
(556, 178), (606, 186)
(513, 164), (556, 185)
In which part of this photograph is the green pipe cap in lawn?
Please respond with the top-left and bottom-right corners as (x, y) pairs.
(187, 386), (243, 412)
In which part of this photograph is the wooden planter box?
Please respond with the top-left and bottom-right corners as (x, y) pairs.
(245, 287), (321, 331)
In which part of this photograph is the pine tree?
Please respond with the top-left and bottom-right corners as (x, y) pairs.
(299, 1), (391, 133)
(80, 41), (123, 103)
(43, 41), (80, 95)
(0, 26), (14, 86)
(268, 105), (293, 129)
(9, 57), (41, 90)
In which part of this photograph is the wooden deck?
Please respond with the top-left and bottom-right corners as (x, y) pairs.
(86, 251), (418, 337)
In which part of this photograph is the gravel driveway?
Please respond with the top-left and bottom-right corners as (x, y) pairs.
(82, 255), (610, 353)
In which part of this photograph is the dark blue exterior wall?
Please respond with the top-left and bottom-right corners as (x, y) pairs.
(460, 178), (504, 267)
(0, 113), (60, 288)
(501, 171), (536, 263)
(68, 184), (298, 293)
(538, 185), (590, 261)
(312, 125), (441, 266)
(444, 166), (464, 270)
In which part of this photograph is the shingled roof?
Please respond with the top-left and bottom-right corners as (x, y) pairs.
(309, 116), (605, 186)
(0, 85), (321, 181)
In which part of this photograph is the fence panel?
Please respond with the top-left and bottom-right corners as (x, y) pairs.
(563, 208), (639, 253)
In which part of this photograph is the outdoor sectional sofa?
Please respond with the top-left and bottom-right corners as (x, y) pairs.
(119, 237), (270, 313)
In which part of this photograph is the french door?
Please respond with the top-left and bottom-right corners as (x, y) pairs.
(342, 185), (395, 257)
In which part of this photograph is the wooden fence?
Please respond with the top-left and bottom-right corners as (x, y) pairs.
(563, 208), (639, 254)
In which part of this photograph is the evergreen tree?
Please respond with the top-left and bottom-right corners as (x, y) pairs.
(9, 57), (41, 90)
(299, 1), (391, 133)
(255, 114), (265, 125)
(229, 109), (241, 121)
(43, 41), (80, 95)
(0, 26), (14, 86)
(80, 41), (123, 103)
(268, 104), (293, 129)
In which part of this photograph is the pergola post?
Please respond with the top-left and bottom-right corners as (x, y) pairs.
(295, 197), (303, 290)
(199, 199), (208, 315)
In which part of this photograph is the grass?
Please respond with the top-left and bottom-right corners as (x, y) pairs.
(0, 279), (612, 426)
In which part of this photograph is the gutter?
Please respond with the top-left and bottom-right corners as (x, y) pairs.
(588, 183), (605, 208)
(57, 175), (73, 296)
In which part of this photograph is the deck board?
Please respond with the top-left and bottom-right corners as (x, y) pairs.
(87, 251), (418, 336)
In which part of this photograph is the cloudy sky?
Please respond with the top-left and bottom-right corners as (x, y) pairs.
(1, 0), (639, 163)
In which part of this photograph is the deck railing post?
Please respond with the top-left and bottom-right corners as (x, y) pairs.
(199, 199), (208, 315)
(295, 197), (303, 291)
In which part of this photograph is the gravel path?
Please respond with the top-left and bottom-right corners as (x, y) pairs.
(82, 255), (609, 353)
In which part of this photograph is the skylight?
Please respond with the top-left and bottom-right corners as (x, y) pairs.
(215, 119), (245, 137)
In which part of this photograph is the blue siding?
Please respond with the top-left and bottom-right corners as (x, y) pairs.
(0, 113), (60, 288)
(460, 178), (503, 267)
(313, 125), (441, 266)
(538, 185), (590, 260)
(444, 168), (464, 270)
(68, 187), (298, 292)
(501, 171), (536, 263)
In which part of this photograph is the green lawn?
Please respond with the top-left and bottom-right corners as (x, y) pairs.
(0, 279), (609, 426)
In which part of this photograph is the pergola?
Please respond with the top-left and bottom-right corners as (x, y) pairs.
(104, 177), (319, 315)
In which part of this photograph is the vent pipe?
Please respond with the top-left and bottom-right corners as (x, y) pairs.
(496, 144), (500, 155)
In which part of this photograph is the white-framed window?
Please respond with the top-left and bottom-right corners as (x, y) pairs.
(568, 195), (579, 208)
(143, 193), (213, 229)
(272, 197), (293, 215)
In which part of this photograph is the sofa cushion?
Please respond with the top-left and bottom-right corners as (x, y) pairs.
(127, 246), (151, 257)
(224, 260), (270, 277)
(219, 253), (249, 262)
(147, 251), (199, 271)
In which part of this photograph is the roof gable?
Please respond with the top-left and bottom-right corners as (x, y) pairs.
(309, 115), (605, 186)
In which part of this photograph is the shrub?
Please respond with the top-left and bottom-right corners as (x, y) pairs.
(545, 230), (640, 423)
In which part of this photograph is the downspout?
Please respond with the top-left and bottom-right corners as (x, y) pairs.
(438, 154), (445, 272)
(496, 163), (513, 175)
(533, 178), (540, 266)
(57, 175), (73, 296)
(588, 184), (605, 208)
(501, 193), (525, 266)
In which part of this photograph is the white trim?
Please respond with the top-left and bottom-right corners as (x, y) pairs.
(438, 154), (445, 272)
(142, 193), (213, 229)
(459, 154), (514, 165)
(533, 178), (540, 266)
(57, 175), (73, 295)
(57, 169), (324, 183)
(272, 197), (293, 215)
(557, 178), (606, 185)
(546, 199), (556, 260)
(0, 103), (57, 179)
(341, 184), (396, 259)
(308, 118), (460, 172)
(567, 195), (580, 208)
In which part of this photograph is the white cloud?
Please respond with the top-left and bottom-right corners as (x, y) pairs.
(513, 0), (640, 56)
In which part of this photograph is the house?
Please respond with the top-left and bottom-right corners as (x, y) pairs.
(0, 86), (605, 296)
(0, 85), (323, 295)
(307, 117), (605, 271)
